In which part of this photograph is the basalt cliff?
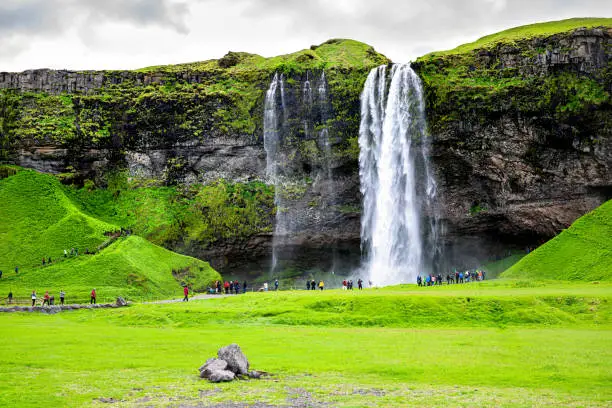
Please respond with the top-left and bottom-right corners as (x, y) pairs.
(1, 24), (610, 275)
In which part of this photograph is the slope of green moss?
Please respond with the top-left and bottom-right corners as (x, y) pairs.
(502, 200), (612, 281)
(0, 235), (218, 302)
(0, 169), (220, 300)
(413, 18), (612, 136)
(0, 168), (114, 272)
(425, 18), (612, 57)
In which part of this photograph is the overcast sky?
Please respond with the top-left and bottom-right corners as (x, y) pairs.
(0, 0), (609, 72)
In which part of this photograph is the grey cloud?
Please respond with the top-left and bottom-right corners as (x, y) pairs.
(232, 0), (611, 57)
(0, 0), (189, 39)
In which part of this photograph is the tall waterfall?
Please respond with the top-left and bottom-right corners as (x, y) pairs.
(358, 64), (440, 286)
(264, 73), (286, 273)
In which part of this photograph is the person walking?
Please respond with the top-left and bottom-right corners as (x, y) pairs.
(274, 279), (279, 291)
(263, 282), (268, 291)
(243, 281), (247, 293)
(224, 281), (229, 294)
(358, 279), (363, 290)
(318, 280), (324, 291)
(43, 291), (50, 306)
(31, 290), (36, 307)
(8, 290), (12, 304)
(59, 290), (65, 305)
(64, 249), (68, 258)
(183, 286), (189, 302)
(90, 288), (96, 304)
(306, 280), (311, 290)
(311, 280), (316, 291)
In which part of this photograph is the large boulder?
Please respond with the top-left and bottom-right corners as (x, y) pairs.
(208, 369), (236, 383)
(217, 344), (249, 375)
(199, 358), (228, 379)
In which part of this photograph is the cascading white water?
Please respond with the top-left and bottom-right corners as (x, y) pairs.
(359, 64), (439, 286)
(264, 73), (286, 272)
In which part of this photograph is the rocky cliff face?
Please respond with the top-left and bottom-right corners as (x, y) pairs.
(0, 40), (385, 274)
(1, 29), (610, 274)
(414, 27), (611, 264)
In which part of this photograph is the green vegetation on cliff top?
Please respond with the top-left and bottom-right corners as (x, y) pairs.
(0, 168), (220, 300)
(424, 17), (612, 57)
(503, 200), (612, 281)
(137, 38), (390, 73)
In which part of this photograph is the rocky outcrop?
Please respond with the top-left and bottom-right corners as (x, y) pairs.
(414, 27), (612, 264)
(199, 344), (267, 383)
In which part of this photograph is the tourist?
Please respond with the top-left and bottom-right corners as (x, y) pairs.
(274, 279), (279, 291)
(311, 280), (316, 290)
(8, 290), (12, 304)
(307, 280), (311, 290)
(224, 281), (230, 294)
(183, 285), (189, 302)
(243, 281), (247, 293)
(426, 275), (431, 286)
(42, 258), (46, 266)
(48, 257), (52, 264)
(482, 271), (486, 280)
(455, 270), (459, 283)
(216, 281), (222, 294)
(318, 280), (324, 291)
(358, 278), (363, 290)
(15, 266), (18, 275)
(43, 291), (50, 306)
(64, 249), (68, 258)
(49, 295), (54, 305)
(368, 280), (373, 287)
(459, 272), (464, 283)
(342, 280), (347, 290)
(31, 290), (36, 307)
(90, 288), (96, 304)
(60, 290), (65, 305)
(0, 270), (2, 279)
(417, 275), (422, 286)
(234, 281), (240, 294)
(263, 282), (268, 291)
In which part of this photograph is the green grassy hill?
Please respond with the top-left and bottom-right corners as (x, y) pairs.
(0, 168), (220, 301)
(503, 200), (612, 281)
(425, 17), (612, 56)
(0, 168), (115, 271)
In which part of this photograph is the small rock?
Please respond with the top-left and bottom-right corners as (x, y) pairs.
(217, 344), (249, 375)
(199, 358), (228, 379)
(116, 297), (127, 307)
(208, 369), (235, 383)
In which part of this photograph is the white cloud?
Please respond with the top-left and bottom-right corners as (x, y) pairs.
(0, 0), (609, 71)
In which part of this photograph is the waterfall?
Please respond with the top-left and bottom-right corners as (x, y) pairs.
(264, 73), (286, 273)
(358, 64), (440, 286)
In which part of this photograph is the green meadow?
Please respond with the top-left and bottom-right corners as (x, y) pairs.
(0, 282), (611, 407)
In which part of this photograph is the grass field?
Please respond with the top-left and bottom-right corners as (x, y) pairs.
(0, 281), (610, 407)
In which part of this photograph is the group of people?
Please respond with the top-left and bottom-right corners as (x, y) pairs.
(417, 269), (486, 286)
(342, 279), (364, 290)
(210, 280), (249, 295)
(10, 288), (97, 307)
(306, 279), (326, 290)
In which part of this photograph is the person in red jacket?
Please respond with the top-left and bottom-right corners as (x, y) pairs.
(183, 285), (189, 302)
(90, 288), (96, 304)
